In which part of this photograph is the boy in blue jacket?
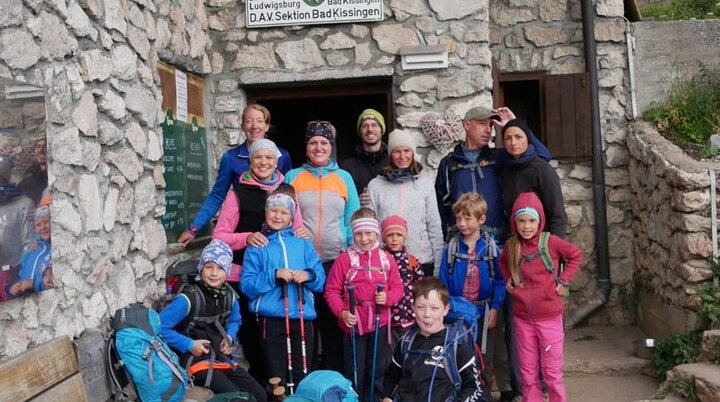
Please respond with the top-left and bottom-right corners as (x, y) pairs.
(439, 192), (505, 402)
(160, 240), (266, 401)
(241, 186), (326, 390)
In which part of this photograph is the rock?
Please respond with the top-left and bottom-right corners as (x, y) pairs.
(98, 117), (125, 145)
(594, 20), (625, 42)
(678, 259), (713, 283)
(540, 0), (567, 21)
(127, 25), (151, 61)
(467, 46), (492, 65)
(596, 0), (625, 17)
(80, 49), (113, 81)
(438, 70), (492, 100)
(134, 175), (156, 218)
(78, 174), (103, 232)
(568, 165), (592, 181)
(566, 205), (583, 227)
(320, 32), (356, 50)
(66, 1), (98, 40)
(524, 25), (566, 47)
(53, 197), (83, 235)
(45, 67), (73, 124)
(82, 141), (102, 171)
(188, 21), (206, 59)
(155, 19), (171, 50)
(27, 11), (79, 60)
(124, 86), (158, 126)
(390, 0), (428, 17)
(51, 126), (84, 166)
(397, 93), (424, 108)
(490, 4), (535, 26)
(351, 24), (370, 39)
(0, 0), (23, 28)
(105, 147), (143, 182)
(77, 0), (103, 20)
(106, 261), (137, 312)
(672, 190), (710, 212)
(371, 24), (420, 54)
(275, 39), (324, 70)
(111, 45), (138, 80)
(128, 3), (145, 28)
(81, 292), (107, 329)
(666, 363), (720, 402)
(707, 134), (720, 150)
(126, 121), (147, 157)
(103, 0), (127, 35)
(111, 226), (133, 262)
(562, 181), (593, 201)
(605, 144), (629, 168)
(214, 95), (243, 113)
(429, 0), (485, 20)
(98, 90), (127, 120)
(140, 218), (166, 260)
(0, 29), (41, 69)
(147, 129), (162, 162)
(131, 254), (154, 278)
(701, 330), (720, 362)
(326, 51), (350, 67)
(400, 75), (437, 93)
(354, 43), (372, 65)
(232, 42), (276, 69)
(103, 187), (119, 231)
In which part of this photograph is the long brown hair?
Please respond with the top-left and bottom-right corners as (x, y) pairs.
(507, 232), (524, 288)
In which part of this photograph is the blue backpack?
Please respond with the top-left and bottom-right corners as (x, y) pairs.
(399, 297), (483, 401)
(285, 370), (358, 402)
(110, 303), (188, 402)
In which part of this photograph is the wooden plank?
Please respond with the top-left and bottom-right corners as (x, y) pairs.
(0, 337), (79, 401)
(559, 74), (577, 158)
(29, 373), (88, 402)
(574, 72), (592, 158)
(544, 74), (563, 156)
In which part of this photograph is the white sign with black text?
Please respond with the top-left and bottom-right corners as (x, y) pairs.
(246, 0), (383, 28)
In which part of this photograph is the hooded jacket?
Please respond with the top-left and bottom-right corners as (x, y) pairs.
(324, 245), (403, 335)
(240, 227), (325, 320)
(341, 143), (389, 193)
(438, 232), (505, 316)
(367, 170), (443, 266)
(212, 170), (304, 282)
(498, 192), (582, 321)
(284, 160), (361, 263)
(187, 141), (292, 234)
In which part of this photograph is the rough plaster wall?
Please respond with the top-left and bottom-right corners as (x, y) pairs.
(0, 0), (212, 359)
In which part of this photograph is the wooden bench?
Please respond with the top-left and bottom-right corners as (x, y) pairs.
(0, 337), (88, 401)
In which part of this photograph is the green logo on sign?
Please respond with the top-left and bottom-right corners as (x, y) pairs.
(303, 0), (324, 5)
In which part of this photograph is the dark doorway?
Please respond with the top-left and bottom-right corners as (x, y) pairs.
(247, 79), (393, 168)
(498, 73), (545, 144)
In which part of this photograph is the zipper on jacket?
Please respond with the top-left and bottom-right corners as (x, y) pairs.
(316, 168), (323, 255)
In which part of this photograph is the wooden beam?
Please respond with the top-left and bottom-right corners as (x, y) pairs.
(0, 337), (79, 401)
(29, 373), (88, 402)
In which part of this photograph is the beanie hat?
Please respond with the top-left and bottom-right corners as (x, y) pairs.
(34, 205), (50, 221)
(265, 192), (296, 218)
(381, 215), (407, 239)
(198, 240), (233, 277)
(305, 120), (336, 145)
(502, 118), (532, 143)
(387, 129), (416, 156)
(357, 109), (386, 135)
(248, 138), (282, 160)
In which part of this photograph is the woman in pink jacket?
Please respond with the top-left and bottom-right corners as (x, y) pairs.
(325, 208), (403, 402)
(498, 192), (582, 402)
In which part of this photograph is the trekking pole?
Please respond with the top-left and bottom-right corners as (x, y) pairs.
(369, 284), (385, 402)
(281, 280), (295, 394)
(296, 282), (308, 377)
(348, 285), (358, 389)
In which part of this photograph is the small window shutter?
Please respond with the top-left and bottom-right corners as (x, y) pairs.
(544, 72), (592, 158)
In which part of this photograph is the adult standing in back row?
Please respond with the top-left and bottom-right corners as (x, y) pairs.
(341, 109), (389, 207)
(178, 104), (292, 245)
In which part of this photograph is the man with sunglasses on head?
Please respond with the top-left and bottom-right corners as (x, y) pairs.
(341, 109), (389, 207)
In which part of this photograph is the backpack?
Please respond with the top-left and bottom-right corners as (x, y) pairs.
(446, 231), (497, 279)
(344, 247), (390, 286)
(440, 153), (496, 209)
(510, 232), (569, 297)
(164, 258), (200, 302)
(107, 303), (188, 402)
(399, 317), (483, 401)
(286, 370), (358, 402)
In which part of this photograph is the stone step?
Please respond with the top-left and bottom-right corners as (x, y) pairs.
(701, 330), (720, 363)
(666, 363), (720, 402)
(563, 326), (652, 377)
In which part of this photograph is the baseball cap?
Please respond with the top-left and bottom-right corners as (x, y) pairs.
(464, 106), (500, 121)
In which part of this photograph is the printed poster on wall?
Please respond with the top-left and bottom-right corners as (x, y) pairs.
(246, 0), (383, 28)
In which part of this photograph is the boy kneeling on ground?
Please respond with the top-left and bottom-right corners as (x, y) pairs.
(382, 277), (482, 402)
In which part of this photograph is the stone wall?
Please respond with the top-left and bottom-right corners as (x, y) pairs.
(0, 0), (212, 359)
(489, 0), (635, 324)
(628, 121), (718, 337)
(204, 0), (495, 172)
(632, 19), (720, 115)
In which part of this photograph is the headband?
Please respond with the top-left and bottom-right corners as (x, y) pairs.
(305, 122), (336, 145)
(351, 217), (380, 235)
(265, 192), (296, 217)
(515, 207), (541, 223)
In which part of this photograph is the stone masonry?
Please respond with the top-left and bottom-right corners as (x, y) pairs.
(490, 0), (635, 325)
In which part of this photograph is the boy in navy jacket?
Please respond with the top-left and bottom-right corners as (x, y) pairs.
(439, 192), (505, 402)
(241, 188), (326, 389)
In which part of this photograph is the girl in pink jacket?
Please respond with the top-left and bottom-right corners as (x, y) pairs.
(325, 207), (402, 402)
(499, 192), (582, 402)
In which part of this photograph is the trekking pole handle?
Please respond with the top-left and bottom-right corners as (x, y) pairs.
(375, 284), (385, 307)
(297, 282), (304, 304)
(348, 286), (356, 315)
(281, 280), (288, 298)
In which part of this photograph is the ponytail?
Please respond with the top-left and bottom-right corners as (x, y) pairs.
(507, 232), (524, 288)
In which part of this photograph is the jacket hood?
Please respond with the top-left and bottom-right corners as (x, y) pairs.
(238, 169), (285, 191)
(510, 192), (546, 238)
(301, 158), (340, 177)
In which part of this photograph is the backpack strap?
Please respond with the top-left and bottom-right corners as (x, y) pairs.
(345, 248), (361, 286)
(447, 235), (459, 275)
(442, 322), (463, 397)
(399, 325), (420, 367)
(539, 232), (569, 288)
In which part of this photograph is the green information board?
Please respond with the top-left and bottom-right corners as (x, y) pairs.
(161, 110), (210, 242)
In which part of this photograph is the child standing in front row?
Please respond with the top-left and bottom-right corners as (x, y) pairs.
(325, 207), (403, 402)
(241, 187), (326, 389)
(499, 192), (582, 402)
(380, 215), (424, 346)
(439, 192), (505, 402)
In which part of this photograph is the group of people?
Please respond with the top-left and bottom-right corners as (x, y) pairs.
(161, 104), (584, 402)
(0, 136), (52, 302)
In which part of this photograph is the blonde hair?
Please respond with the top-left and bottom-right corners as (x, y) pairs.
(351, 207), (377, 222)
(243, 104), (271, 125)
(451, 192), (488, 220)
(506, 233), (524, 288)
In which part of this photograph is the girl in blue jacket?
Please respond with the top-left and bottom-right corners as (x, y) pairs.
(241, 185), (326, 389)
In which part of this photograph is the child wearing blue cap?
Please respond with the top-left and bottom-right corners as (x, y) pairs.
(159, 239), (266, 401)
